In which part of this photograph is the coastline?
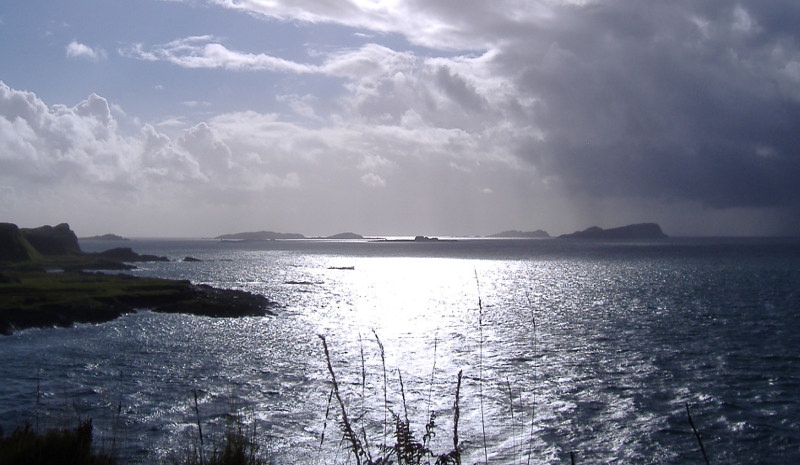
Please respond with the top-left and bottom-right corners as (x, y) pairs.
(0, 222), (278, 335)
(0, 270), (277, 336)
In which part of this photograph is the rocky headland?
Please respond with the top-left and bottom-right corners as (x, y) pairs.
(0, 223), (277, 335)
(558, 223), (668, 239)
(94, 247), (170, 263)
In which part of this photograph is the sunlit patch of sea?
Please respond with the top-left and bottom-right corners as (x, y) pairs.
(1, 238), (798, 464)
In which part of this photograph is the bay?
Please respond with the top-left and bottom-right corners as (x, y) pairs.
(1, 237), (799, 464)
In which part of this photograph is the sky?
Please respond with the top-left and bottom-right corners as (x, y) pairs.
(1, 0), (799, 237)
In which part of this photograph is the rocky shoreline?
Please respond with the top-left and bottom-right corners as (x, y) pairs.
(0, 271), (277, 336)
(0, 222), (277, 335)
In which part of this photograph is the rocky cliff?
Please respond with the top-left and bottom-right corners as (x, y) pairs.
(0, 223), (41, 262)
(20, 223), (81, 255)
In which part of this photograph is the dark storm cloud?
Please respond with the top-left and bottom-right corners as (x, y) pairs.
(4, 0), (799, 236)
(500, 1), (800, 211)
(435, 66), (488, 114)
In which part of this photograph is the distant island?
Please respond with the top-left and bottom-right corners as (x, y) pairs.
(487, 230), (550, 238)
(370, 235), (457, 243)
(216, 230), (365, 240)
(216, 230), (306, 241)
(0, 222), (276, 335)
(80, 233), (129, 241)
(212, 225), (667, 241)
(323, 232), (364, 240)
(558, 223), (667, 240)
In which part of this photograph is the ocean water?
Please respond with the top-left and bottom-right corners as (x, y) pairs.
(1, 237), (799, 464)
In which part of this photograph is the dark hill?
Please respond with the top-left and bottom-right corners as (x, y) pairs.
(559, 223), (667, 239)
(0, 223), (41, 262)
(20, 223), (81, 255)
(1, 223), (168, 269)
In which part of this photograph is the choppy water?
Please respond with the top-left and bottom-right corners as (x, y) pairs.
(1, 237), (799, 464)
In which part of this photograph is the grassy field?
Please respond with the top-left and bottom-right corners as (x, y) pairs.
(0, 271), (193, 310)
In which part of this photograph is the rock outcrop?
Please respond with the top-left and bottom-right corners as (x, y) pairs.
(95, 247), (170, 262)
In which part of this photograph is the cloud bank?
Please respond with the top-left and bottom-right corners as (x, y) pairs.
(0, 79), (524, 236)
(2, 1), (799, 236)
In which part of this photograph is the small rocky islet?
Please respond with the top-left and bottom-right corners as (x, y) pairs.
(0, 222), (276, 335)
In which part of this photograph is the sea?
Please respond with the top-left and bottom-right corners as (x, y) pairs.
(1, 237), (799, 464)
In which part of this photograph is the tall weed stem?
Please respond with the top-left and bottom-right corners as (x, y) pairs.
(372, 329), (389, 455)
(525, 290), (538, 465)
(319, 334), (363, 465)
(474, 270), (488, 464)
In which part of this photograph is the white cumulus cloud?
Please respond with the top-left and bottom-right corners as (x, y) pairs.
(66, 41), (107, 61)
(361, 172), (386, 188)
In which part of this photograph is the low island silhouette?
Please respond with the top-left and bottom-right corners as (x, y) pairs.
(215, 231), (366, 240)
(213, 223), (667, 241)
(487, 230), (550, 238)
(558, 223), (668, 240)
(80, 233), (130, 241)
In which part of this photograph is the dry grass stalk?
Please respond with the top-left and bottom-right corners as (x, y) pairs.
(372, 329), (389, 454)
(474, 270), (488, 464)
(525, 289), (538, 465)
(319, 334), (364, 465)
(686, 403), (711, 465)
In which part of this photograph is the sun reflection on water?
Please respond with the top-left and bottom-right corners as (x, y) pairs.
(320, 257), (483, 336)
(4, 239), (798, 464)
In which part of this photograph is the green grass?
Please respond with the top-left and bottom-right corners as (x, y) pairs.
(0, 271), (192, 311)
(0, 253), (134, 273)
(0, 271), (196, 334)
(0, 269), (273, 335)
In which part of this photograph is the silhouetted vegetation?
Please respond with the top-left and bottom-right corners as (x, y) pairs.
(170, 417), (266, 465)
(0, 420), (116, 465)
(318, 334), (463, 465)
